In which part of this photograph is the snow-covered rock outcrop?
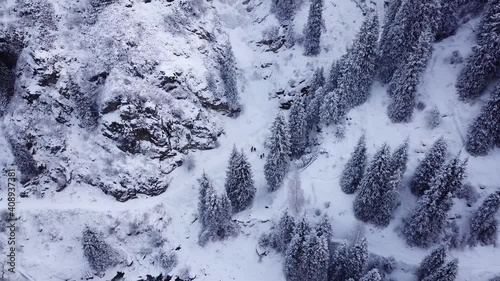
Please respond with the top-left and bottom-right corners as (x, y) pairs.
(0, 0), (240, 201)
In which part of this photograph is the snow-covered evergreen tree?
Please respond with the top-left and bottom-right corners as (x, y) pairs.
(410, 138), (448, 197)
(456, 2), (500, 101)
(388, 138), (409, 177)
(302, 231), (329, 281)
(306, 86), (324, 133)
(416, 245), (447, 280)
(422, 259), (459, 281)
(456, 45), (500, 102)
(310, 67), (325, 95)
(82, 226), (117, 273)
(316, 214), (333, 242)
(360, 269), (382, 281)
(378, 0), (439, 83)
(218, 42), (240, 112)
(350, 238), (370, 280)
(320, 88), (347, 126)
(353, 144), (398, 227)
(329, 239), (368, 281)
(329, 242), (350, 281)
(289, 96), (308, 158)
(276, 211), (296, 252)
(284, 219), (311, 281)
(198, 172), (215, 228)
(303, 0), (324, 56)
(379, 0), (403, 56)
(436, 0), (459, 40)
(387, 30), (433, 123)
(340, 134), (367, 194)
(271, 0), (297, 24)
(265, 114), (291, 192)
(465, 84), (500, 156)
(199, 190), (237, 245)
(336, 13), (379, 108)
(469, 191), (500, 246)
(326, 56), (346, 92)
(225, 148), (256, 213)
(404, 156), (467, 247)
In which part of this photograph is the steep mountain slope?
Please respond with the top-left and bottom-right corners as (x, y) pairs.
(0, 0), (499, 280)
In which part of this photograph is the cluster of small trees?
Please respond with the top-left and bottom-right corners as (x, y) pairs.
(340, 134), (408, 227)
(259, 212), (393, 281)
(197, 146), (255, 244)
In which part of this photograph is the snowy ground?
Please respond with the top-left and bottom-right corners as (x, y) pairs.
(2, 0), (500, 280)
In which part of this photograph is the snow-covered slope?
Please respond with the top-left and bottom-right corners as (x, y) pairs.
(1, 0), (499, 280)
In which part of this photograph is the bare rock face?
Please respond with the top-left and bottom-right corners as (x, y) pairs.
(0, 0), (234, 201)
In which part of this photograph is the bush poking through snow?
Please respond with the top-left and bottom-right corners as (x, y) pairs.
(82, 226), (119, 274)
(183, 154), (196, 172)
(155, 250), (178, 273)
(421, 259), (459, 281)
(7, 136), (40, 184)
(425, 107), (442, 129)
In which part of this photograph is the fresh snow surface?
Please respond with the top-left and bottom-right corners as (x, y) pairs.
(1, 0), (500, 280)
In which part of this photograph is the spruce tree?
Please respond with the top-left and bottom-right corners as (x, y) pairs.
(284, 219), (311, 281)
(310, 67), (325, 95)
(465, 85), (500, 156)
(456, 45), (500, 102)
(199, 190), (236, 245)
(329, 243), (351, 281)
(225, 149), (256, 213)
(410, 138), (448, 197)
(289, 96), (308, 158)
(82, 227), (117, 273)
(316, 214), (333, 242)
(416, 245), (447, 280)
(198, 173), (215, 229)
(388, 138), (409, 177)
(339, 13), (379, 108)
(271, 0), (297, 24)
(422, 259), (459, 281)
(320, 87), (347, 126)
(456, 2), (500, 101)
(353, 144), (398, 227)
(349, 238), (370, 280)
(326, 55), (347, 92)
(360, 269), (382, 281)
(218, 42), (240, 111)
(378, 0), (403, 55)
(436, 0), (459, 41)
(276, 211), (296, 252)
(306, 86), (324, 133)
(303, 0), (324, 56)
(469, 191), (500, 246)
(404, 156), (467, 247)
(378, 0), (440, 83)
(387, 29), (433, 123)
(340, 134), (367, 194)
(302, 231), (329, 281)
(265, 114), (291, 192)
